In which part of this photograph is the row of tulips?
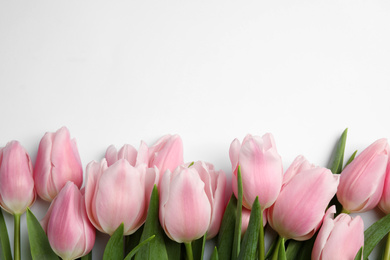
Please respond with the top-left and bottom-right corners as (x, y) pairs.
(1, 127), (390, 259)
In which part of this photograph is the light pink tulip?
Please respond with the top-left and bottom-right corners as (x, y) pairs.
(230, 133), (283, 210)
(105, 144), (137, 167)
(267, 156), (339, 240)
(0, 141), (36, 215)
(34, 127), (83, 201)
(337, 139), (389, 213)
(187, 161), (226, 239)
(41, 182), (95, 260)
(159, 166), (211, 243)
(312, 207), (364, 260)
(148, 135), (184, 179)
(241, 207), (267, 237)
(379, 159), (390, 214)
(85, 159), (158, 235)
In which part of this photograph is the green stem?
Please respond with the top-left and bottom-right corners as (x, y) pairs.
(14, 214), (21, 260)
(185, 242), (194, 260)
(271, 236), (284, 260)
(341, 208), (350, 214)
(384, 232), (390, 260)
(259, 209), (265, 260)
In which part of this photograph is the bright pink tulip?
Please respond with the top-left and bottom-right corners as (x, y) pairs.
(41, 182), (95, 260)
(267, 156), (339, 240)
(85, 159), (157, 235)
(148, 135), (184, 179)
(159, 166), (211, 243)
(34, 127), (83, 201)
(187, 161), (226, 239)
(0, 141), (36, 214)
(312, 206), (364, 260)
(337, 139), (389, 213)
(230, 133), (283, 210)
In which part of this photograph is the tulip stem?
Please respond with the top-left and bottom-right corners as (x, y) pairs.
(14, 214), (21, 260)
(341, 207), (350, 214)
(259, 209), (265, 260)
(384, 232), (390, 260)
(184, 242), (194, 260)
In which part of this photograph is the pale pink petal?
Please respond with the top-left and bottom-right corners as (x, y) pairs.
(118, 144), (137, 166)
(105, 145), (118, 167)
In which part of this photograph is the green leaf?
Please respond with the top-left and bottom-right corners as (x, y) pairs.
(0, 209), (12, 260)
(125, 225), (144, 258)
(238, 197), (260, 260)
(124, 235), (155, 260)
(285, 240), (302, 260)
(363, 213), (390, 259)
(135, 185), (168, 260)
(328, 128), (348, 174)
(217, 195), (237, 260)
(277, 238), (286, 260)
(192, 233), (206, 260)
(296, 234), (316, 260)
(103, 223), (124, 260)
(163, 234), (181, 260)
(26, 208), (58, 260)
(232, 166), (243, 260)
(344, 150), (358, 169)
(210, 247), (219, 260)
(80, 251), (92, 260)
(354, 247), (362, 260)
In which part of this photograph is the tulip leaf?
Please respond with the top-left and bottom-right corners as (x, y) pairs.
(363, 213), (390, 259)
(354, 247), (362, 260)
(192, 233), (206, 260)
(238, 197), (260, 260)
(26, 208), (59, 260)
(217, 194), (237, 260)
(125, 225), (144, 258)
(135, 185), (168, 260)
(285, 240), (302, 260)
(211, 247), (219, 260)
(278, 237), (287, 260)
(328, 128), (348, 174)
(124, 235), (155, 260)
(0, 209), (12, 260)
(103, 223), (124, 260)
(344, 150), (358, 169)
(163, 234), (181, 260)
(232, 166), (243, 260)
(80, 251), (92, 260)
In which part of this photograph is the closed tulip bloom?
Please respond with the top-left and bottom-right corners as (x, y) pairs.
(379, 160), (390, 214)
(230, 133), (283, 210)
(0, 141), (36, 214)
(312, 207), (364, 260)
(105, 144), (137, 167)
(85, 159), (157, 235)
(160, 166), (211, 243)
(188, 161), (226, 239)
(41, 182), (95, 260)
(337, 139), (389, 213)
(34, 127), (83, 201)
(267, 156), (339, 240)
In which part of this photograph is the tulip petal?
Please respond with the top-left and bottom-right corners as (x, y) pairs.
(118, 144), (137, 166)
(105, 145), (118, 167)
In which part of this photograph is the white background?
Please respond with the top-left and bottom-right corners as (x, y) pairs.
(1, 1), (390, 259)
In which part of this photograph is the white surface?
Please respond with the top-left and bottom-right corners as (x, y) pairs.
(1, 1), (390, 259)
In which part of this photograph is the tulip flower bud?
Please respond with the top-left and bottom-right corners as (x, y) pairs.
(148, 134), (184, 179)
(0, 141), (36, 215)
(34, 127), (83, 201)
(379, 159), (390, 214)
(41, 182), (95, 260)
(159, 166), (211, 243)
(337, 139), (389, 213)
(187, 161), (226, 239)
(85, 159), (157, 235)
(230, 133), (283, 210)
(312, 207), (364, 260)
(105, 144), (137, 167)
(267, 156), (339, 240)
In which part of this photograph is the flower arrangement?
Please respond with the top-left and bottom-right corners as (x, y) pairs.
(1, 127), (390, 260)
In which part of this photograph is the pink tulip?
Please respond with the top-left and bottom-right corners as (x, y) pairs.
(187, 161), (226, 239)
(85, 159), (157, 235)
(337, 139), (389, 213)
(148, 135), (184, 179)
(34, 127), (83, 201)
(267, 156), (339, 240)
(159, 166), (211, 243)
(379, 159), (390, 214)
(0, 141), (36, 215)
(105, 144), (137, 167)
(230, 133), (283, 210)
(312, 207), (364, 260)
(41, 182), (95, 260)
